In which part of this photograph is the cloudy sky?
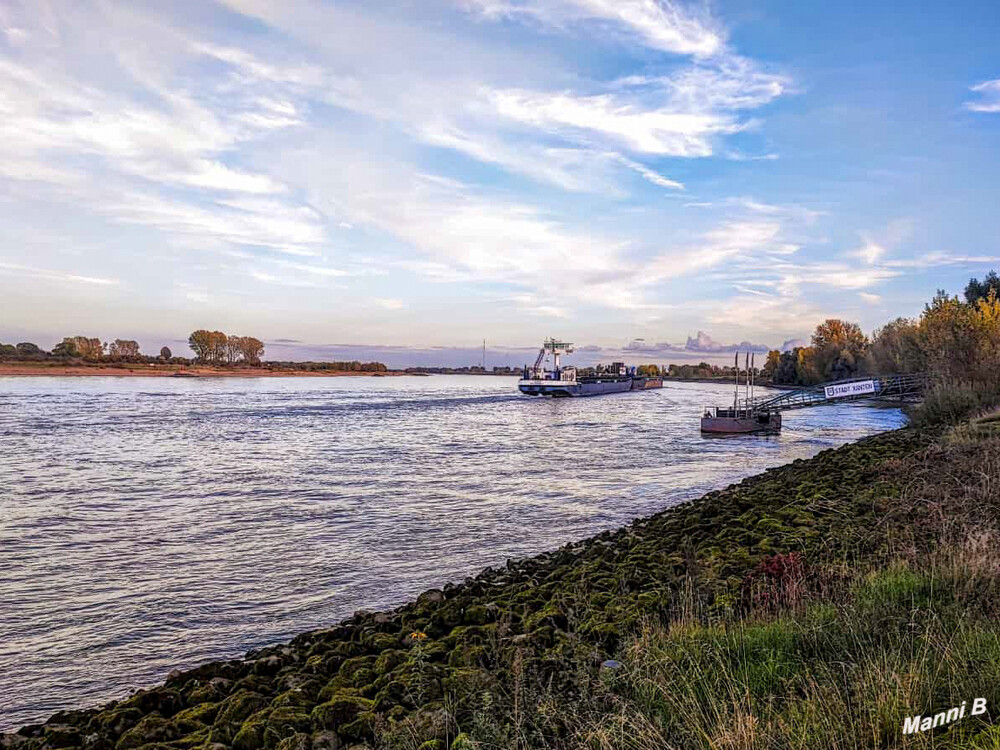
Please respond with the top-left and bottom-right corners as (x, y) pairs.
(1, 0), (999, 363)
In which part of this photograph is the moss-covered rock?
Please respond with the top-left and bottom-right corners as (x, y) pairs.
(309, 697), (373, 732)
(209, 691), (269, 744)
(115, 716), (179, 750)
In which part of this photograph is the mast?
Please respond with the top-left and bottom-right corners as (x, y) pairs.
(745, 351), (750, 409)
(751, 351), (755, 402)
(733, 351), (739, 409)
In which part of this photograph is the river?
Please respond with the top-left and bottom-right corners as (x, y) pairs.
(0, 375), (905, 730)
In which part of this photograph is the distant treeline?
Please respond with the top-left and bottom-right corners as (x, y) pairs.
(269, 361), (388, 372)
(0, 336), (179, 363)
(0, 331), (392, 372)
(404, 366), (520, 375)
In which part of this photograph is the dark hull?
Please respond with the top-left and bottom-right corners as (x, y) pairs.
(700, 413), (782, 433)
(519, 378), (634, 397)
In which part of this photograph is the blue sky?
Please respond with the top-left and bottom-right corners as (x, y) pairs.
(1, 0), (998, 364)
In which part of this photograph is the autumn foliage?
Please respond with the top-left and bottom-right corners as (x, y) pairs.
(187, 330), (265, 365)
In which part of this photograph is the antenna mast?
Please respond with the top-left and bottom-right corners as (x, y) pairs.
(733, 351), (739, 409)
(745, 351), (750, 407)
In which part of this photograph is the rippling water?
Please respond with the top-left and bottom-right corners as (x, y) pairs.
(0, 375), (905, 730)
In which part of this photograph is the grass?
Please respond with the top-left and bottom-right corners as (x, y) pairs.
(578, 550), (1000, 750)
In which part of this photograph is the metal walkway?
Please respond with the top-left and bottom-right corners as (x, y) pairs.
(748, 373), (929, 413)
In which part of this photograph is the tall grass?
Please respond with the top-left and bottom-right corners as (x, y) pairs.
(580, 545), (1000, 749)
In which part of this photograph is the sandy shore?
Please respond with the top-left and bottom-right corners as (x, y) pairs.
(0, 363), (410, 378)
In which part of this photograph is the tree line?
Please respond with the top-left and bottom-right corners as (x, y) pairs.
(0, 336), (173, 362)
(761, 272), (1000, 413)
(0, 331), (390, 373)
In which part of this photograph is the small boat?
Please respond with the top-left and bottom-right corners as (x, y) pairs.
(700, 350), (780, 433)
(700, 406), (781, 433)
(518, 339), (662, 397)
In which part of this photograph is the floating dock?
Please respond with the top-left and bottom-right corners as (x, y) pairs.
(701, 365), (929, 434)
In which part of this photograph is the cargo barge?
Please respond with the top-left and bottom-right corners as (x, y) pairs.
(518, 339), (662, 397)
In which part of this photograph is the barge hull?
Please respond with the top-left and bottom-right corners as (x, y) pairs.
(519, 378), (634, 397)
(700, 414), (782, 434)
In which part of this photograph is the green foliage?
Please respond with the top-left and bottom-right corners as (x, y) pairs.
(16, 341), (44, 356)
(966, 270), (1000, 304)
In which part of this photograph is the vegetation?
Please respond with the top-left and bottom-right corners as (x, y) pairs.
(764, 271), (1000, 424)
(188, 331), (265, 366)
(0, 333), (392, 373)
(664, 361), (757, 380)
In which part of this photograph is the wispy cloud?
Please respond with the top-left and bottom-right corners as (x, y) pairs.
(965, 79), (1000, 113)
(461, 0), (724, 57)
(0, 262), (119, 286)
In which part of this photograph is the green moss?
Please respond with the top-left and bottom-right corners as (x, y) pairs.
(309, 696), (374, 731)
(115, 716), (179, 750)
(209, 690), (269, 744)
(231, 708), (271, 750)
(170, 702), (219, 734)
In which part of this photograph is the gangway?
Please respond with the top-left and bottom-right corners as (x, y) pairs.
(750, 372), (929, 413)
(701, 371), (929, 434)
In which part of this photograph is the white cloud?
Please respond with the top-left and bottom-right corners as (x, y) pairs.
(882, 252), (1000, 269)
(0, 262), (119, 286)
(462, 0), (723, 57)
(859, 292), (882, 304)
(489, 87), (742, 157)
(375, 298), (406, 310)
(965, 79), (1000, 113)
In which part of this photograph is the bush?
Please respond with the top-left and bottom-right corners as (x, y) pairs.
(909, 379), (1000, 427)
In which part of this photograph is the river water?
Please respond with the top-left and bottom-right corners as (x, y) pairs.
(0, 375), (905, 730)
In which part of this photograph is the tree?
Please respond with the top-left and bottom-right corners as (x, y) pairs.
(189, 330), (262, 365)
(920, 291), (984, 384)
(108, 339), (140, 358)
(866, 318), (924, 374)
(225, 335), (243, 364)
(762, 350), (781, 379)
(188, 330), (229, 364)
(965, 270), (1000, 305)
(238, 337), (265, 365)
(0, 343), (19, 357)
(811, 319), (867, 381)
(58, 336), (104, 361)
(160, 346), (172, 360)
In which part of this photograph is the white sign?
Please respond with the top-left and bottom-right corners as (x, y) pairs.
(824, 379), (877, 399)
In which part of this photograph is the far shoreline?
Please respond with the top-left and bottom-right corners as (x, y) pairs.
(0, 363), (414, 378)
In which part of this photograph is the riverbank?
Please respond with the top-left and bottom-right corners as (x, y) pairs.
(0, 363), (409, 378)
(5, 413), (999, 749)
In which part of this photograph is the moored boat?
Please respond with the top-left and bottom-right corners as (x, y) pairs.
(700, 407), (781, 433)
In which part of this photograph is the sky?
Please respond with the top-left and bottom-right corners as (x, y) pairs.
(1, 0), (999, 366)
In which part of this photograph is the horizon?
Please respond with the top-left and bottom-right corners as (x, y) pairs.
(1, 1), (999, 358)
